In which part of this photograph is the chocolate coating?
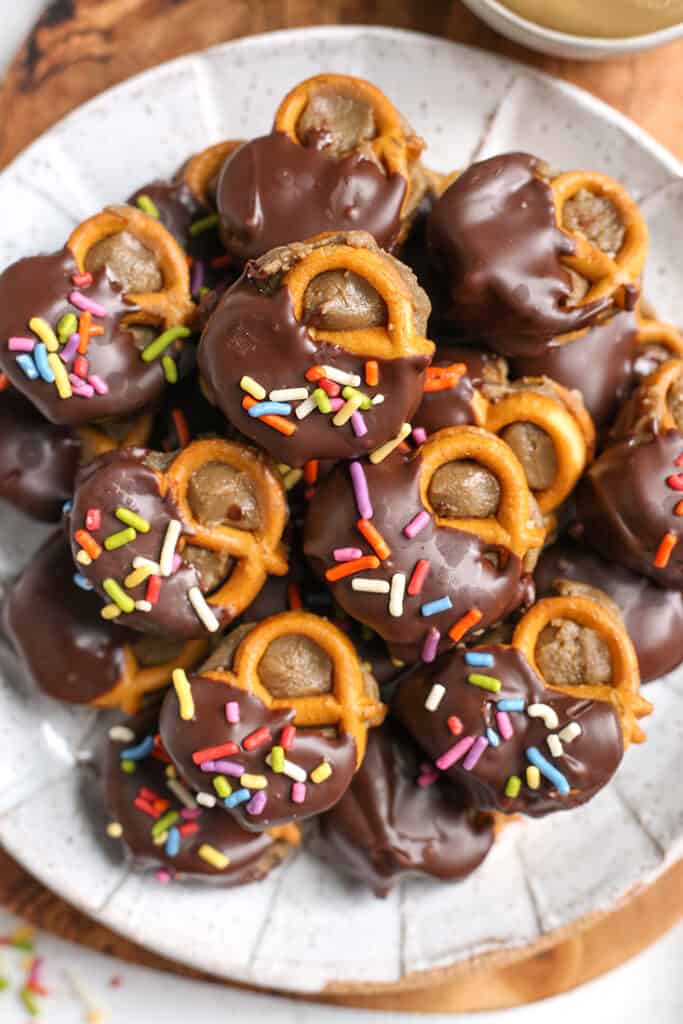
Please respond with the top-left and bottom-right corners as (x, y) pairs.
(392, 645), (623, 816)
(535, 536), (683, 682)
(318, 724), (494, 896)
(304, 451), (529, 663)
(0, 389), (81, 520)
(159, 676), (356, 830)
(427, 153), (613, 356)
(106, 705), (293, 882)
(577, 430), (683, 588)
(412, 345), (498, 436)
(216, 133), (407, 262)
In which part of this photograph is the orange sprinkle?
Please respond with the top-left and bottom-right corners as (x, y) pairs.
(88, 324), (105, 337)
(398, 441), (411, 454)
(448, 607), (483, 643)
(211, 253), (233, 269)
(0, 372), (10, 391)
(423, 363), (467, 393)
(305, 365), (326, 382)
(654, 531), (678, 568)
(675, 500), (683, 517)
(303, 459), (319, 485)
(365, 360), (379, 387)
(171, 407), (191, 448)
(242, 394), (297, 437)
(287, 583), (303, 610)
(78, 311), (92, 354)
(356, 518), (391, 560)
(74, 528), (102, 560)
(325, 555), (380, 582)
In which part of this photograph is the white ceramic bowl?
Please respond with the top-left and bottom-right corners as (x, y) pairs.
(461, 0), (683, 59)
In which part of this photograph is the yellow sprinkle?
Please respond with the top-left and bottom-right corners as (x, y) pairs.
(332, 391), (363, 427)
(106, 822), (123, 838)
(125, 565), (153, 589)
(283, 468), (303, 491)
(277, 463), (292, 476)
(240, 773), (268, 790)
(172, 667), (195, 720)
(526, 765), (541, 790)
(310, 761), (333, 784)
(76, 549), (92, 566)
(29, 316), (58, 352)
(198, 843), (230, 870)
(100, 604), (121, 620)
(391, 658), (405, 668)
(153, 832), (168, 846)
(47, 353), (72, 398)
(166, 764), (177, 778)
(240, 375), (266, 400)
(369, 423), (411, 464)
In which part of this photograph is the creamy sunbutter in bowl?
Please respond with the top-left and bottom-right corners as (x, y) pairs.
(461, 0), (683, 59)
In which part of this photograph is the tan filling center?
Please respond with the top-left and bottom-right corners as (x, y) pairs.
(428, 460), (501, 519)
(297, 87), (377, 157)
(85, 230), (163, 294)
(500, 422), (557, 490)
(302, 269), (387, 331)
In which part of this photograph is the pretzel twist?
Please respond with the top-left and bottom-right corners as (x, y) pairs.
(513, 595), (652, 747)
(418, 426), (546, 559)
(67, 205), (195, 327)
(635, 317), (683, 359)
(93, 638), (208, 715)
(182, 140), (243, 206)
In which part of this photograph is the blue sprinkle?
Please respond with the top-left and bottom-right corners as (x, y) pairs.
(420, 596), (453, 617)
(526, 747), (570, 795)
(247, 401), (292, 418)
(16, 354), (38, 380)
(165, 827), (181, 858)
(497, 699), (526, 713)
(486, 728), (500, 748)
(464, 651), (494, 667)
(224, 787), (250, 808)
(73, 572), (93, 591)
(120, 735), (154, 761)
(33, 342), (55, 383)
(62, 500), (73, 515)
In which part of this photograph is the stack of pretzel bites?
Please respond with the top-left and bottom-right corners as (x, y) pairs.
(4, 71), (683, 895)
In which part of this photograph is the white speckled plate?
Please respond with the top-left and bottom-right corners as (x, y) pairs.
(0, 25), (682, 995)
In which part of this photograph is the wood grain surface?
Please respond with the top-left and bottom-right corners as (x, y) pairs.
(1, 0), (682, 1009)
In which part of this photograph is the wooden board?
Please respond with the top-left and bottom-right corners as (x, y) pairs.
(1, 0), (683, 1009)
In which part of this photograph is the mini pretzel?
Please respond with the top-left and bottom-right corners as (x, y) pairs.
(67, 204), (195, 327)
(182, 140), (243, 206)
(202, 612), (385, 765)
(612, 357), (683, 440)
(94, 637), (207, 715)
(76, 412), (154, 462)
(513, 595), (652, 747)
(418, 426), (546, 559)
(284, 238), (434, 361)
(484, 379), (596, 514)
(552, 171), (648, 309)
(635, 317), (683, 360)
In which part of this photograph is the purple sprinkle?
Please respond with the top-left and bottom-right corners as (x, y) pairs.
(349, 461), (373, 519)
(435, 736), (474, 771)
(171, 552), (183, 573)
(200, 759), (245, 776)
(68, 290), (107, 318)
(60, 333), (80, 363)
(246, 790), (267, 816)
(88, 374), (108, 395)
(412, 427), (427, 446)
(190, 259), (205, 296)
(463, 736), (489, 771)
(329, 397), (344, 412)
(333, 547), (363, 562)
(225, 701), (240, 724)
(404, 509), (431, 539)
(291, 782), (306, 804)
(421, 626), (440, 663)
(350, 410), (367, 437)
(496, 710), (514, 741)
(8, 337), (35, 352)
(180, 807), (202, 820)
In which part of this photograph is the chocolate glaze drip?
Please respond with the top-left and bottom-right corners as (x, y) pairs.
(577, 429), (683, 588)
(199, 280), (429, 467)
(318, 723), (494, 896)
(427, 153), (614, 356)
(4, 532), (132, 703)
(392, 645), (623, 816)
(0, 389), (81, 520)
(535, 535), (683, 682)
(160, 677), (357, 830)
(512, 311), (639, 430)
(106, 705), (292, 882)
(412, 344), (494, 436)
(216, 133), (407, 262)
(304, 451), (529, 663)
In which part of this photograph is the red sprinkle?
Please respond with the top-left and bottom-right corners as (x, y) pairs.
(134, 796), (160, 818)
(243, 727), (271, 751)
(280, 724), (296, 751)
(447, 715), (464, 736)
(139, 786), (162, 803)
(210, 253), (233, 268)
(676, 452), (683, 466)
(146, 574), (161, 605)
(72, 271), (93, 287)
(191, 742), (239, 765)
(73, 354), (89, 379)
(179, 821), (200, 837)
(0, 373), (10, 392)
(303, 460), (319, 485)
(305, 365), (326, 382)
(667, 473), (683, 491)
(407, 559), (431, 596)
(85, 508), (101, 532)
(318, 377), (341, 397)
(171, 408), (191, 448)
(287, 583), (303, 610)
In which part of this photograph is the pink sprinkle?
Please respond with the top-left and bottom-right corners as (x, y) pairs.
(225, 701), (240, 724)
(246, 790), (267, 816)
(496, 711), (513, 740)
(180, 807), (201, 820)
(417, 768), (439, 787)
(156, 868), (171, 884)
(350, 410), (367, 437)
(333, 547), (363, 561)
(404, 509), (431, 539)
(436, 736), (475, 771)
(69, 377), (95, 398)
(329, 397), (344, 412)
(88, 374), (108, 395)
(200, 759), (245, 776)
(412, 427), (427, 445)
(8, 337), (35, 352)
(60, 332), (80, 363)
(349, 461), (373, 519)
(421, 626), (440, 663)
(291, 781), (306, 804)
(69, 290), (107, 317)
(171, 552), (183, 573)
(463, 736), (489, 771)
(27, 956), (44, 985)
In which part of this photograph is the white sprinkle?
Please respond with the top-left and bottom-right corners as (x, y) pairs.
(332, 392), (363, 427)
(266, 752), (307, 782)
(389, 572), (406, 617)
(321, 365), (361, 387)
(159, 519), (182, 577)
(270, 387), (309, 402)
(351, 578), (391, 594)
(133, 556), (161, 573)
(76, 549), (92, 566)
(135, 600), (153, 612)
(108, 725), (135, 743)
(166, 778), (197, 809)
(188, 586), (220, 632)
(527, 703), (559, 730)
(197, 792), (217, 808)
(559, 722), (583, 744)
(295, 395), (317, 419)
(425, 683), (446, 712)
(547, 734), (564, 758)
(371, 394), (385, 405)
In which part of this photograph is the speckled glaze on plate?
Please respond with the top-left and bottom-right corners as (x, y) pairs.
(0, 26), (682, 995)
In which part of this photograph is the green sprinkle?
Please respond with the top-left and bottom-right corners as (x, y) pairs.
(505, 775), (522, 798)
(198, 286), (210, 298)
(213, 775), (232, 799)
(141, 325), (192, 363)
(115, 507), (151, 533)
(21, 987), (39, 1017)
(189, 212), (219, 236)
(313, 387), (332, 414)
(103, 577), (135, 613)
(341, 385), (372, 410)
(136, 194), (161, 218)
(151, 810), (180, 838)
(104, 526), (137, 551)
(467, 673), (502, 693)
(270, 745), (285, 773)
(162, 354), (178, 383)
(0, 976), (8, 990)
(57, 312), (78, 343)
(121, 759), (136, 774)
